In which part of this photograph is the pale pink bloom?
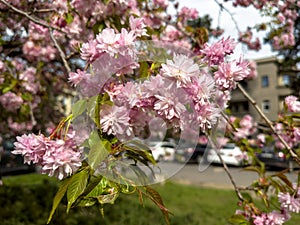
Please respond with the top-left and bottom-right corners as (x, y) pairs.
(0, 60), (4, 71)
(239, 114), (253, 129)
(163, 25), (182, 41)
(100, 104), (133, 137)
(278, 192), (300, 213)
(161, 54), (199, 87)
(253, 211), (289, 225)
(201, 37), (237, 66)
(293, 127), (300, 142)
(215, 89), (231, 109)
(153, 0), (168, 8)
(8, 117), (34, 133)
(285, 95), (300, 112)
(129, 16), (148, 37)
(117, 28), (136, 47)
(247, 60), (258, 79)
(42, 137), (82, 180)
(194, 102), (220, 131)
(29, 22), (48, 41)
(153, 78), (190, 121)
(96, 28), (120, 55)
(214, 59), (250, 90)
(52, 0), (69, 14)
(13, 131), (82, 180)
(13, 133), (47, 164)
(257, 133), (266, 147)
(19, 67), (40, 94)
(80, 39), (101, 63)
(68, 69), (91, 87)
(178, 7), (198, 23)
(0, 91), (23, 112)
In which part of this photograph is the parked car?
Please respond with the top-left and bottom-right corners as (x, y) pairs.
(257, 145), (299, 171)
(175, 143), (208, 163)
(148, 141), (176, 162)
(207, 143), (248, 166)
(0, 139), (35, 176)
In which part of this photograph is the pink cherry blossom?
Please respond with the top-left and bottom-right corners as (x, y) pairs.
(100, 104), (133, 137)
(160, 54), (199, 87)
(0, 91), (23, 112)
(201, 37), (237, 66)
(13, 131), (82, 180)
(214, 58), (250, 90)
(285, 95), (300, 112)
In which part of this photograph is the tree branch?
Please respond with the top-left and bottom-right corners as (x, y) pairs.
(49, 28), (71, 73)
(0, 0), (66, 34)
(237, 83), (300, 165)
(209, 136), (245, 202)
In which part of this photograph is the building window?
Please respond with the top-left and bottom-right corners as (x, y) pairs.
(242, 102), (249, 111)
(261, 75), (269, 87)
(262, 100), (270, 113)
(282, 75), (290, 86)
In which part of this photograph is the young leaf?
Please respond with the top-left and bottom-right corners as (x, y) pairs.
(71, 99), (87, 119)
(66, 168), (90, 213)
(144, 186), (172, 225)
(47, 177), (72, 224)
(88, 131), (110, 170)
(228, 214), (250, 225)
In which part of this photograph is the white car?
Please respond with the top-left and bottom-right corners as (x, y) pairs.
(148, 141), (176, 162)
(207, 143), (248, 166)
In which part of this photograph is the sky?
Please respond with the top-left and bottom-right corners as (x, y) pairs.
(176, 0), (277, 60)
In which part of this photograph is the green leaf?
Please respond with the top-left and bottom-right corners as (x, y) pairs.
(64, 13), (74, 24)
(66, 168), (90, 213)
(47, 177), (72, 224)
(139, 61), (149, 78)
(88, 131), (110, 170)
(228, 214), (250, 225)
(71, 99), (87, 119)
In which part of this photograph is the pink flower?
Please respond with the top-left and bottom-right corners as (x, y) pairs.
(19, 67), (40, 94)
(285, 95), (300, 112)
(96, 28), (120, 55)
(80, 39), (101, 63)
(214, 59), (250, 90)
(42, 135), (82, 180)
(129, 16), (148, 37)
(278, 192), (300, 213)
(0, 91), (23, 112)
(153, 79), (189, 120)
(13, 131), (82, 180)
(201, 37), (237, 66)
(100, 104), (133, 137)
(13, 133), (47, 164)
(68, 69), (91, 87)
(178, 7), (199, 23)
(160, 54), (199, 87)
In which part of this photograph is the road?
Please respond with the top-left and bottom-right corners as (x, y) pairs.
(155, 162), (299, 189)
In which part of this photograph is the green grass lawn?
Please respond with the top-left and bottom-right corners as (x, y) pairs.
(1, 173), (300, 225)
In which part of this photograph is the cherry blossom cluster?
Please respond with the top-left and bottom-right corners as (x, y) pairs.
(228, 114), (257, 141)
(232, 0), (299, 50)
(239, 184), (300, 225)
(13, 130), (82, 180)
(234, 184), (300, 225)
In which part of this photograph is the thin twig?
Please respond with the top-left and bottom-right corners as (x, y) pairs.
(237, 83), (300, 164)
(209, 136), (245, 201)
(213, 0), (241, 33)
(0, 0), (66, 34)
(49, 28), (71, 73)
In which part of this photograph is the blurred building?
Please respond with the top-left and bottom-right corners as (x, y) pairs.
(229, 56), (299, 124)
